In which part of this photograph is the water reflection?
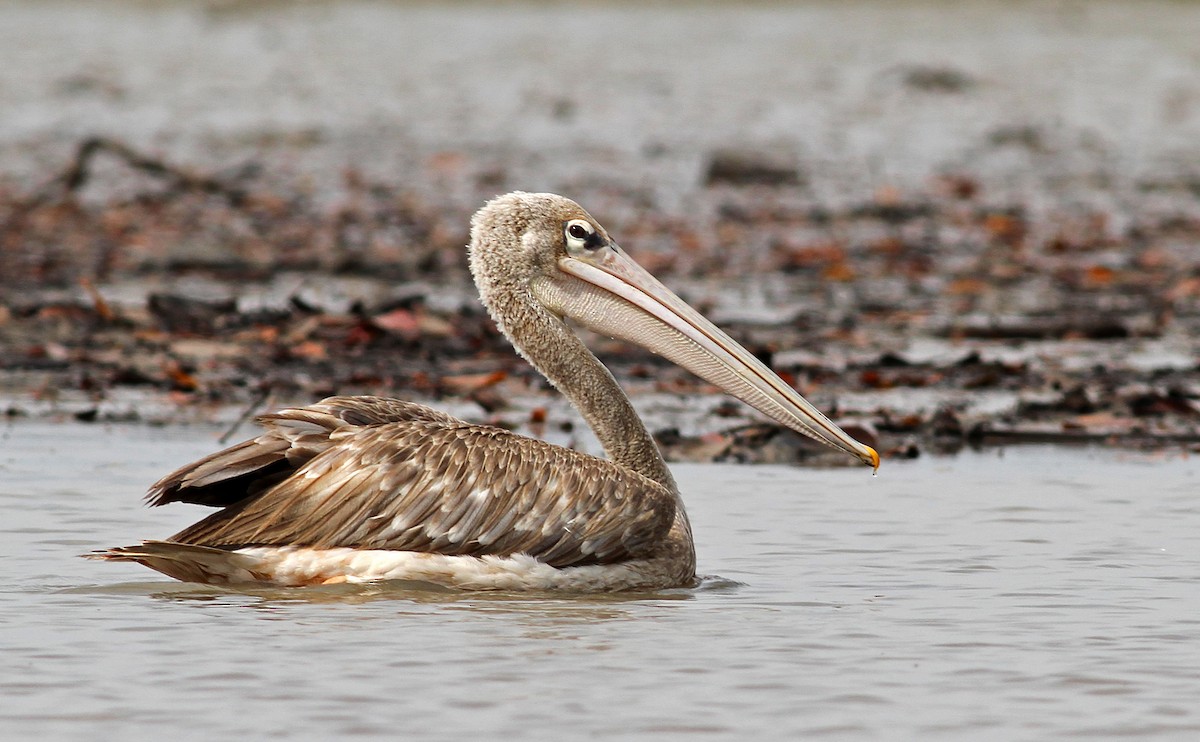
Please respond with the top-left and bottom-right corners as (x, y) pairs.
(57, 576), (723, 634)
(64, 572), (740, 608)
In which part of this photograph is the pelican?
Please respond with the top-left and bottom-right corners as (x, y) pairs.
(89, 192), (878, 591)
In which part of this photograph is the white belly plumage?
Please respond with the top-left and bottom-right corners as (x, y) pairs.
(236, 547), (667, 591)
(115, 541), (678, 591)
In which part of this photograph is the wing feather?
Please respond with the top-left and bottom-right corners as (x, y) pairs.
(147, 396), (458, 508)
(165, 408), (676, 567)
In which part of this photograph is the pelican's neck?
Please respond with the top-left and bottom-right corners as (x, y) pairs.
(483, 286), (678, 493)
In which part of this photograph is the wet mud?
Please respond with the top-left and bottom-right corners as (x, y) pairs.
(1, 1), (1198, 462)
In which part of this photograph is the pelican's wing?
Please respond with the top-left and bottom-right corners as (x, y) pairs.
(167, 420), (677, 568)
(148, 396), (459, 508)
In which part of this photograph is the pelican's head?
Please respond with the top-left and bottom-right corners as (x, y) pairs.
(469, 191), (611, 288)
(468, 191), (880, 471)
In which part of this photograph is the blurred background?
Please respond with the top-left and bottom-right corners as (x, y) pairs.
(7, 8), (1200, 741)
(2, 0), (1199, 453)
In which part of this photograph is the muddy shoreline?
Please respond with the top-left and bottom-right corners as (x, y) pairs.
(2, 1), (1198, 462)
(2, 133), (1196, 462)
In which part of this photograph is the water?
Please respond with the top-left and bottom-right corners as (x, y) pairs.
(2, 421), (1198, 740)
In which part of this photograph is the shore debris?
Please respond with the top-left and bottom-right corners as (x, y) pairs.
(2, 138), (1198, 461)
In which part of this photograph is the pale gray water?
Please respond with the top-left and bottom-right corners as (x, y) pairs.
(2, 422), (1198, 740)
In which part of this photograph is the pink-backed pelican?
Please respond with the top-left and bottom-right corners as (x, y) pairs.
(89, 192), (878, 590)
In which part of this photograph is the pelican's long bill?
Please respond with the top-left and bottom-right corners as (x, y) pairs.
(533, 243), (880, 471)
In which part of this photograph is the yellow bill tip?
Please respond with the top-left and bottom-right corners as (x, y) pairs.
(866, 446), (881, 473)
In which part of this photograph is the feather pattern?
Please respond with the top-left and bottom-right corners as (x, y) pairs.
(161, 397), (677, 568)
(146, 396), (458, 508)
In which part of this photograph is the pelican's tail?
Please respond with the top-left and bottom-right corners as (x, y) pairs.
(83, 541), (268, 585)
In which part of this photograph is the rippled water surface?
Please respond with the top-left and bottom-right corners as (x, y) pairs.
(2, 422), (1198, 740)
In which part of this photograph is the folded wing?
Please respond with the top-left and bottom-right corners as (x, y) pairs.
(148, 396), (459, 508)
(155, 397), (677, 568)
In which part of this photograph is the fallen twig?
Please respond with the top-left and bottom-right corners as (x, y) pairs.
(219, 387), (273, 444)
(1, 136), (250, 237)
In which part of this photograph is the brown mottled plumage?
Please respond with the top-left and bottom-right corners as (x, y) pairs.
(164, 397), (675, 566)
(88, 192), (878, 591)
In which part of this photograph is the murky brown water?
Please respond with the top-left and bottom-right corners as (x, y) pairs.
(2, 421), (1198, 739)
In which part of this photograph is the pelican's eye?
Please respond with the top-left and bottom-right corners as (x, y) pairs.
(564, 219), (601, 253)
